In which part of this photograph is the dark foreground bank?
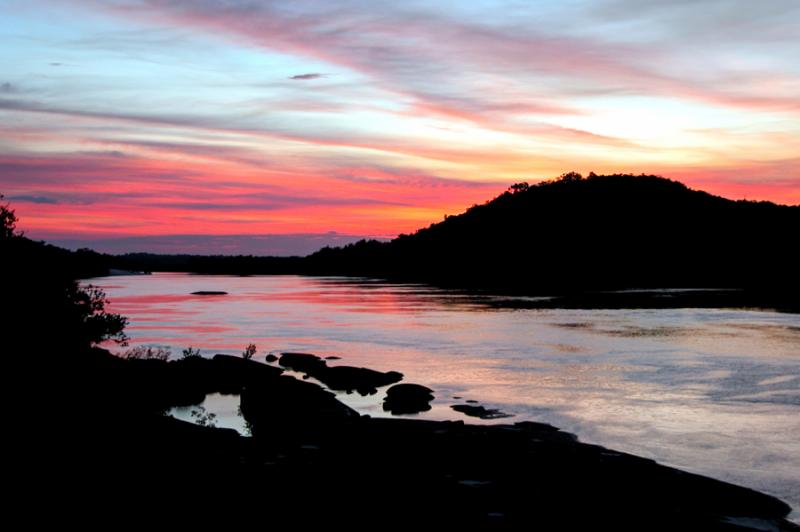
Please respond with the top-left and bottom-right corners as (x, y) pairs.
(20, 346), (797, 530)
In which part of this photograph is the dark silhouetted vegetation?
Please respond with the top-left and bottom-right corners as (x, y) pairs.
(114, 252), (303, 275)
(124, 345), (172, 361)
(242, 343), (257, 360)
(303, 173), (800, 306)
(2, 196), (127, 351)
(1, 194), (18, 239)
(181, 346), (202, 359)
(189, 405), (217, 427)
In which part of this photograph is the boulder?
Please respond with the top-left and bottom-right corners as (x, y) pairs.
(280, 352), (403, 395)
(383, 383), (434, 415)
(240, 374), (359, 438)
(210, 354), (283, 394)
(279, 352), (327, 375)
(322, 366), (403, 395)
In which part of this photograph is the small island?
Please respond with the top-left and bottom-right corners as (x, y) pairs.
(191, 290), (229, 295)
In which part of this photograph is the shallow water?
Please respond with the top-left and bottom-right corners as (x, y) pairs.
(91, 273), (800, 520)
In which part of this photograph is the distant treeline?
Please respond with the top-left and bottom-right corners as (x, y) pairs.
(111, 253), (305, 276)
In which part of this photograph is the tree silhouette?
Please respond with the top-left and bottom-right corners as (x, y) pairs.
(558, 171), (583, 182)
(1, 194), (19, 239)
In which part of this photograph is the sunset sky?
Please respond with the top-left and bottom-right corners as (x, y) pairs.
(2, 0), (798, 254)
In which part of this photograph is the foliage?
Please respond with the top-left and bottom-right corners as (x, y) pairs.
(69, 284), (129, 345)
(124, 345), (172, 361)
(2, 194), (128, 347)
(181, 346), (202, 359)
(242, 343), (257, 360)
(558, 171), (583, 182)
(301, 172), (800, 293)
(0, 194), (18, 239)
(189, 406), (217, 427)
(237, 405), (253, 436)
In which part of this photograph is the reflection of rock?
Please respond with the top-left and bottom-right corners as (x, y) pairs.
(124, 354), (285, 410)
(191, 291), (228, 295)
(451, 404), (512, 420)
(383, 383), (434, 415)
(108, 268), (150, 276)
(325, 356), (341, 360)
(125, 357), (207, 409)
(265, 354), (278, 363)
(279, 352), (402, 395)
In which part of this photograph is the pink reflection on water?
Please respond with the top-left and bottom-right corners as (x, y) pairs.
(132, 325), (236, 334)
(251, 289), (445, 314)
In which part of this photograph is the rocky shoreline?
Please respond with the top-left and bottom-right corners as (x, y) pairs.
(30, 346), (798, 530)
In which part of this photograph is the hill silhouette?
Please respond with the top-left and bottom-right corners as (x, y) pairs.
(305, 173), (800, 295)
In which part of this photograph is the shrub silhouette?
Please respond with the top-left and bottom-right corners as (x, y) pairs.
(181, 346), (202, 359)
(2, 194), (128, 349)
(242, 343), (257, 360)
(1, 194), (18, 239)
(124, 345), (172, 361)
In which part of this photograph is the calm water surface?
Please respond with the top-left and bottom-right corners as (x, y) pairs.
(92, 273), (800, 519)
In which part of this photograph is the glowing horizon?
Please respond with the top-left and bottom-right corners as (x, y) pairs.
(2, 1), (798, 253)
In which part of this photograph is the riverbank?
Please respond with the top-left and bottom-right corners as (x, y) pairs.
(28, 346), (797, 530)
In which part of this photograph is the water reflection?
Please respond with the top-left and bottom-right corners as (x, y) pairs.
(93, 273), (800, 519)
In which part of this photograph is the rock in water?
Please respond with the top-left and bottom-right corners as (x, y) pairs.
(279, 352), (403, 395)
(191, 291), (228, 295)
(383, 383), (434, 414)
(323, 366), (402, 395)
(451, 404), (512, 420)
(279, 352), (327, 375)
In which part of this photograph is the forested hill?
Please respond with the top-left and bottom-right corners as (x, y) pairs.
(306, 173), (800, 292)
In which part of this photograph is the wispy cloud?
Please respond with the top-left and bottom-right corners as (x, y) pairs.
(8, 194), (58, 204)
(289, 73), (325, 80)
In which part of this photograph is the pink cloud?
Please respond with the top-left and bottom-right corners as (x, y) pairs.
(1, 150), (504, 240)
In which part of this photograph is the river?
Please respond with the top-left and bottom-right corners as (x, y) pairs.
(91, 272), (800, 520)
